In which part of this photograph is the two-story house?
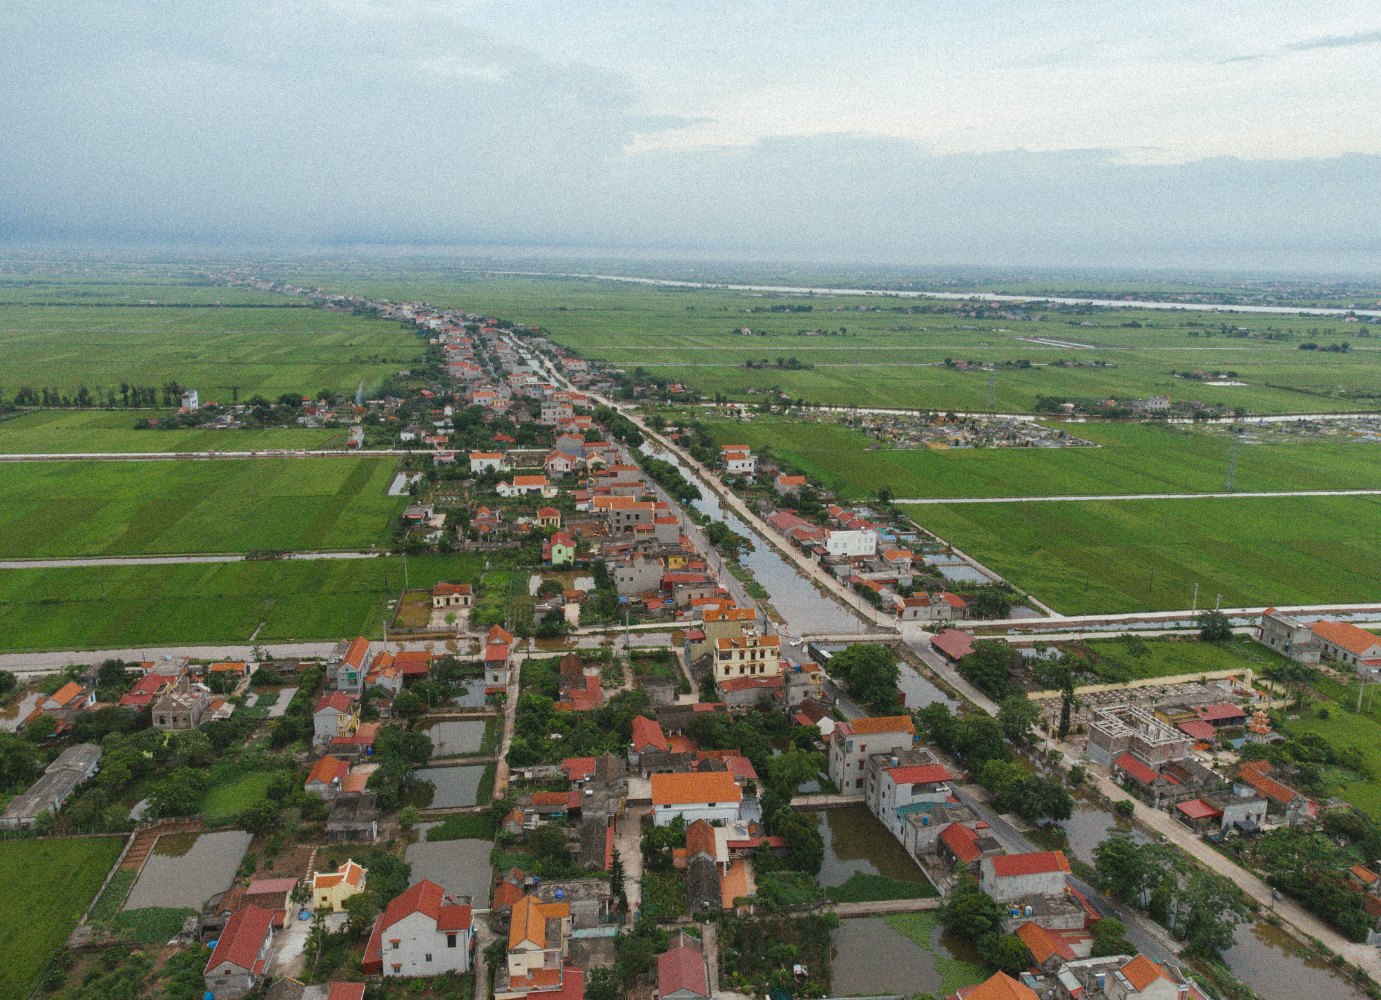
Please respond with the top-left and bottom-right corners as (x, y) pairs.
(650, 772), (742, 827)
(314, 693), (361, 742)
(363, 879), (473, 978)
(827, 715), (916, 792)
(204, 905), (275, 998)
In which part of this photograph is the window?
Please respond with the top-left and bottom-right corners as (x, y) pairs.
(391, 941), (400, 950)
(447, 934), (457, 948)
(392, 965), (402, 974)
(425, 954), (432, 963)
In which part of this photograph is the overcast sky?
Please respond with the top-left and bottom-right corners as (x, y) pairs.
(3, 1), (1379, 270)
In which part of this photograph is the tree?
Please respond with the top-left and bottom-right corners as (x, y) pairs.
(993, 775), (1073, 824)
(825, 643), (900, 713)
(956, 641), (1019, 701)
(939, 877), (1006, 952)
(997, 694), (1042, 746)
(0, 732), (39, 791)
(398, 805), (420, 831)
(149, 768), (207, 818)
(585, 967), (622, 1000)
(990, 934), (1034, 976)
(237, 800), (280, 835)
(1196, 609), (1231, 642)
(1090, 917), (1134, 957)
(1093, 833), (1145, 903)
(23, 715), (58, 743)
(777, 811), (824, 875)
(610, 847), (627, 912)
(342, 890), (380, 937)
(766, 749), (821, 800)
(1057, 667), (1076, 740)
(951, 715), (1011, 766)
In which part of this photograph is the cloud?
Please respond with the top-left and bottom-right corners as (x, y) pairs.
(1287, 29), (1381, 51)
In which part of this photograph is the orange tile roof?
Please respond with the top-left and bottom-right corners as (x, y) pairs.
(1311, 620), (1381, 657)
(631, 715), (669, 752)
(847, 715), (915, 736)
(651, 771), (742, 807)
(720, 857), (749, 909)
(1119, 955), (1170, 992)
(685, 819), (717, 858)
(989, 850), (1071, 877)
(306, 756), (350, 785)
(962, 972), (1039, 1000)
(508, 894), (569, 950)
(342, 636), (371, 669)
(1015, 921), (1076, 963)
(48, 681), (84, 706)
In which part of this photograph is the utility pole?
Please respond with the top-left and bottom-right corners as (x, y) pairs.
(1191, 582), (1200, 616)
(1215, 593), (1222, 611)
(403, 551), (409, 589)
(1225, 435), (1239, 492)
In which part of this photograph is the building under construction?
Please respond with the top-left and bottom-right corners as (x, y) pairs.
(1086, 705), (1192, 769)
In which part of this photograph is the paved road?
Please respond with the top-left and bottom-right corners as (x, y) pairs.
(0, 637), (446, 676)
(0, 449), (412, 462)
(0, 550), (382, 569)
(897, 488), (1381, 504)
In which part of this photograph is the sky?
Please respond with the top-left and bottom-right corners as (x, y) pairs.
(2, 1), (1379, 270)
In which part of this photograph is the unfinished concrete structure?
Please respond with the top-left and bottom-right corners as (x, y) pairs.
(1086, 706), (1192, 770)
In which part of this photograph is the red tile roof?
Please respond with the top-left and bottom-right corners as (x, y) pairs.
(379, 879), (471, 934)
(484, 643), (510, 663)
(1177, 720), (1219, 742)
(1237, 767), (1303, 805)
(932, 629), (976, 660)
(393, 650), (433, 676)
(886, 763), (953, 785)
(1115, 753), (1164, 786)
(1015, 920), (1077, 963)
(989, 850), (1071, 877)
(328, 985), (366, 1000)
(205, 904), (274, 974)
(632, 715), (669, 752)
(1176, 798), (1223, 820)
(306, 756), (350, 785)
(562, 756), (597, 781)
(651, 771), (742, 807)
(315, 692), (356, 715)
(342, 636), (371, 669)
(940, 822), (982, 863)
(1198, 703), (1247, 722)
(658, 945), (708, 999)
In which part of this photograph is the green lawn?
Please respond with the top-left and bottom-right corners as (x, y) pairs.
(0, 552), (487, 651)
(0, 456), (404, 557)
(701, 416), (1381, 500)
(0, 836), (125, 1000)
(1284, 698), (1381, 815)
(0, 409), (345, 453)
(908, 495), (1381, 615)
(1070, 635), (1298, 683)
(203, 772), (275, 821)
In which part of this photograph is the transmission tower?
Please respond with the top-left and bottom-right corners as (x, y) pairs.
(984, 370), (997, 415)
(1224, 435), (1239, 492)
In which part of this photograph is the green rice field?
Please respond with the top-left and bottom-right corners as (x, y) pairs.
(0, 552), (486, 651)
(700, 417), (1381, 499)
(0, 836), (124, 1000)
(0, 456), (403, 557)
(907, 494), (1381, 615)
(0, 410), (345, 453)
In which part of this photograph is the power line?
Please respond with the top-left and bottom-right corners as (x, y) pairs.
(984, 370), (996, 415)
(1225, 435), (1240, 492)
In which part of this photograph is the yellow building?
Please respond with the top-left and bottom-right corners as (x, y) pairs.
(714, 633), (782, 680)
(504, 894), (571, 986)
(311, 859), (367, 912)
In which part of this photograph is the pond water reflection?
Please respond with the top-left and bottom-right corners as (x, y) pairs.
(832, 916), (984, 997)
(809, 804), (930, 887)
(125, 830), (253, 911)
(418, 719), (486, 756)
(406, 765), (486, 809)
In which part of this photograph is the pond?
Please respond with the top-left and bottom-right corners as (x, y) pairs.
(124, 830), (253, 911)
(897, 661), (959, 712)
(406, 765), (486, 808)
(418, 719), (486, 756)
(832, 915), (984, 997)
(808, 804), (930, 887)
(404, 838), (493, 903)
(451, 686), (487, 709)
(640, 441), (864, 635)
(527, 573), (595, 596)
(923, 556), (989, 584)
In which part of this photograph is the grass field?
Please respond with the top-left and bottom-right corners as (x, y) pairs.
(0, 836), (125, 1000)
(203, 772), (275, 821)
(908, 495), (1381, 614)
(0, 552), (488, 651)
(701, 417), (1381, 500)
(0, 410), (345, 453)
(0, 274), (422, 401)
(0, 456), (403, 557)
(1069, 635), (1297, 683)
(1285, 697), (1381, 815)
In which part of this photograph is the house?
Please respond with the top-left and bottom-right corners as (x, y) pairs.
(979, 851), (1072, 901)
(181, 389), (200, 411)
(866, 755), (954, 839)
(1196, 703), (1247, 728)
(1014, 921), (1081, 973)
(312, 859), (367, 912)
(827, 715), (916, 792)
(119, 672), (172, 710)
(547, 532), (576, 567)
(0, 743), (102, 830)
(719, 446), (756, 477)
(774, 474), (807, 496)
(651, 771), (743, 827)
(498, 894), (572, 998)
(40, 681), (96, 720)
(1234, 761), (1310, 826)
(1255, 609), (1321, 664)
(536, 507), (562, 529)
(485, 642), (513, 689)
(1311, 620), (1381, 669)
(243, 877), (299, 915)
(394, 651), (433, 684)
(545, 450), (578, 476)
(363, 879), (473, 978)
(1104, 955), (1204, 1000)
(712, 634), (782, 691)
(657, 933), (709, 1000)
(314, 693), (361, 742)
(825, 529), (877, 558)
(304, 756), (351, 799)
(432, 582), (474, 609)
(497, 475), (554, 498)
(332, 636), (372, 693)
(947, 971), (1038, 1000)
(204, 905), (276, 999)
(152, 677), (212, 731)
(632, 715), (671, 755)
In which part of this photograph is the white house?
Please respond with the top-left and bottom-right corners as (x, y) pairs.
(181, 389), (199, 411)
(867, 761), (954, 839)
(496, 475), (555, 498)
(313, 692), (360, 742)
(827, 716), (916, 792)
(204, 904), (275, 998)
(651, 771), (742, 827)
(979, 851), (1072, 901)
(470, 451), (508, 474)
(720, 447), (756, 477)
(363, 879), (473, 978)
(825, 529), (877, 558)
(502, 894), (572, 992)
